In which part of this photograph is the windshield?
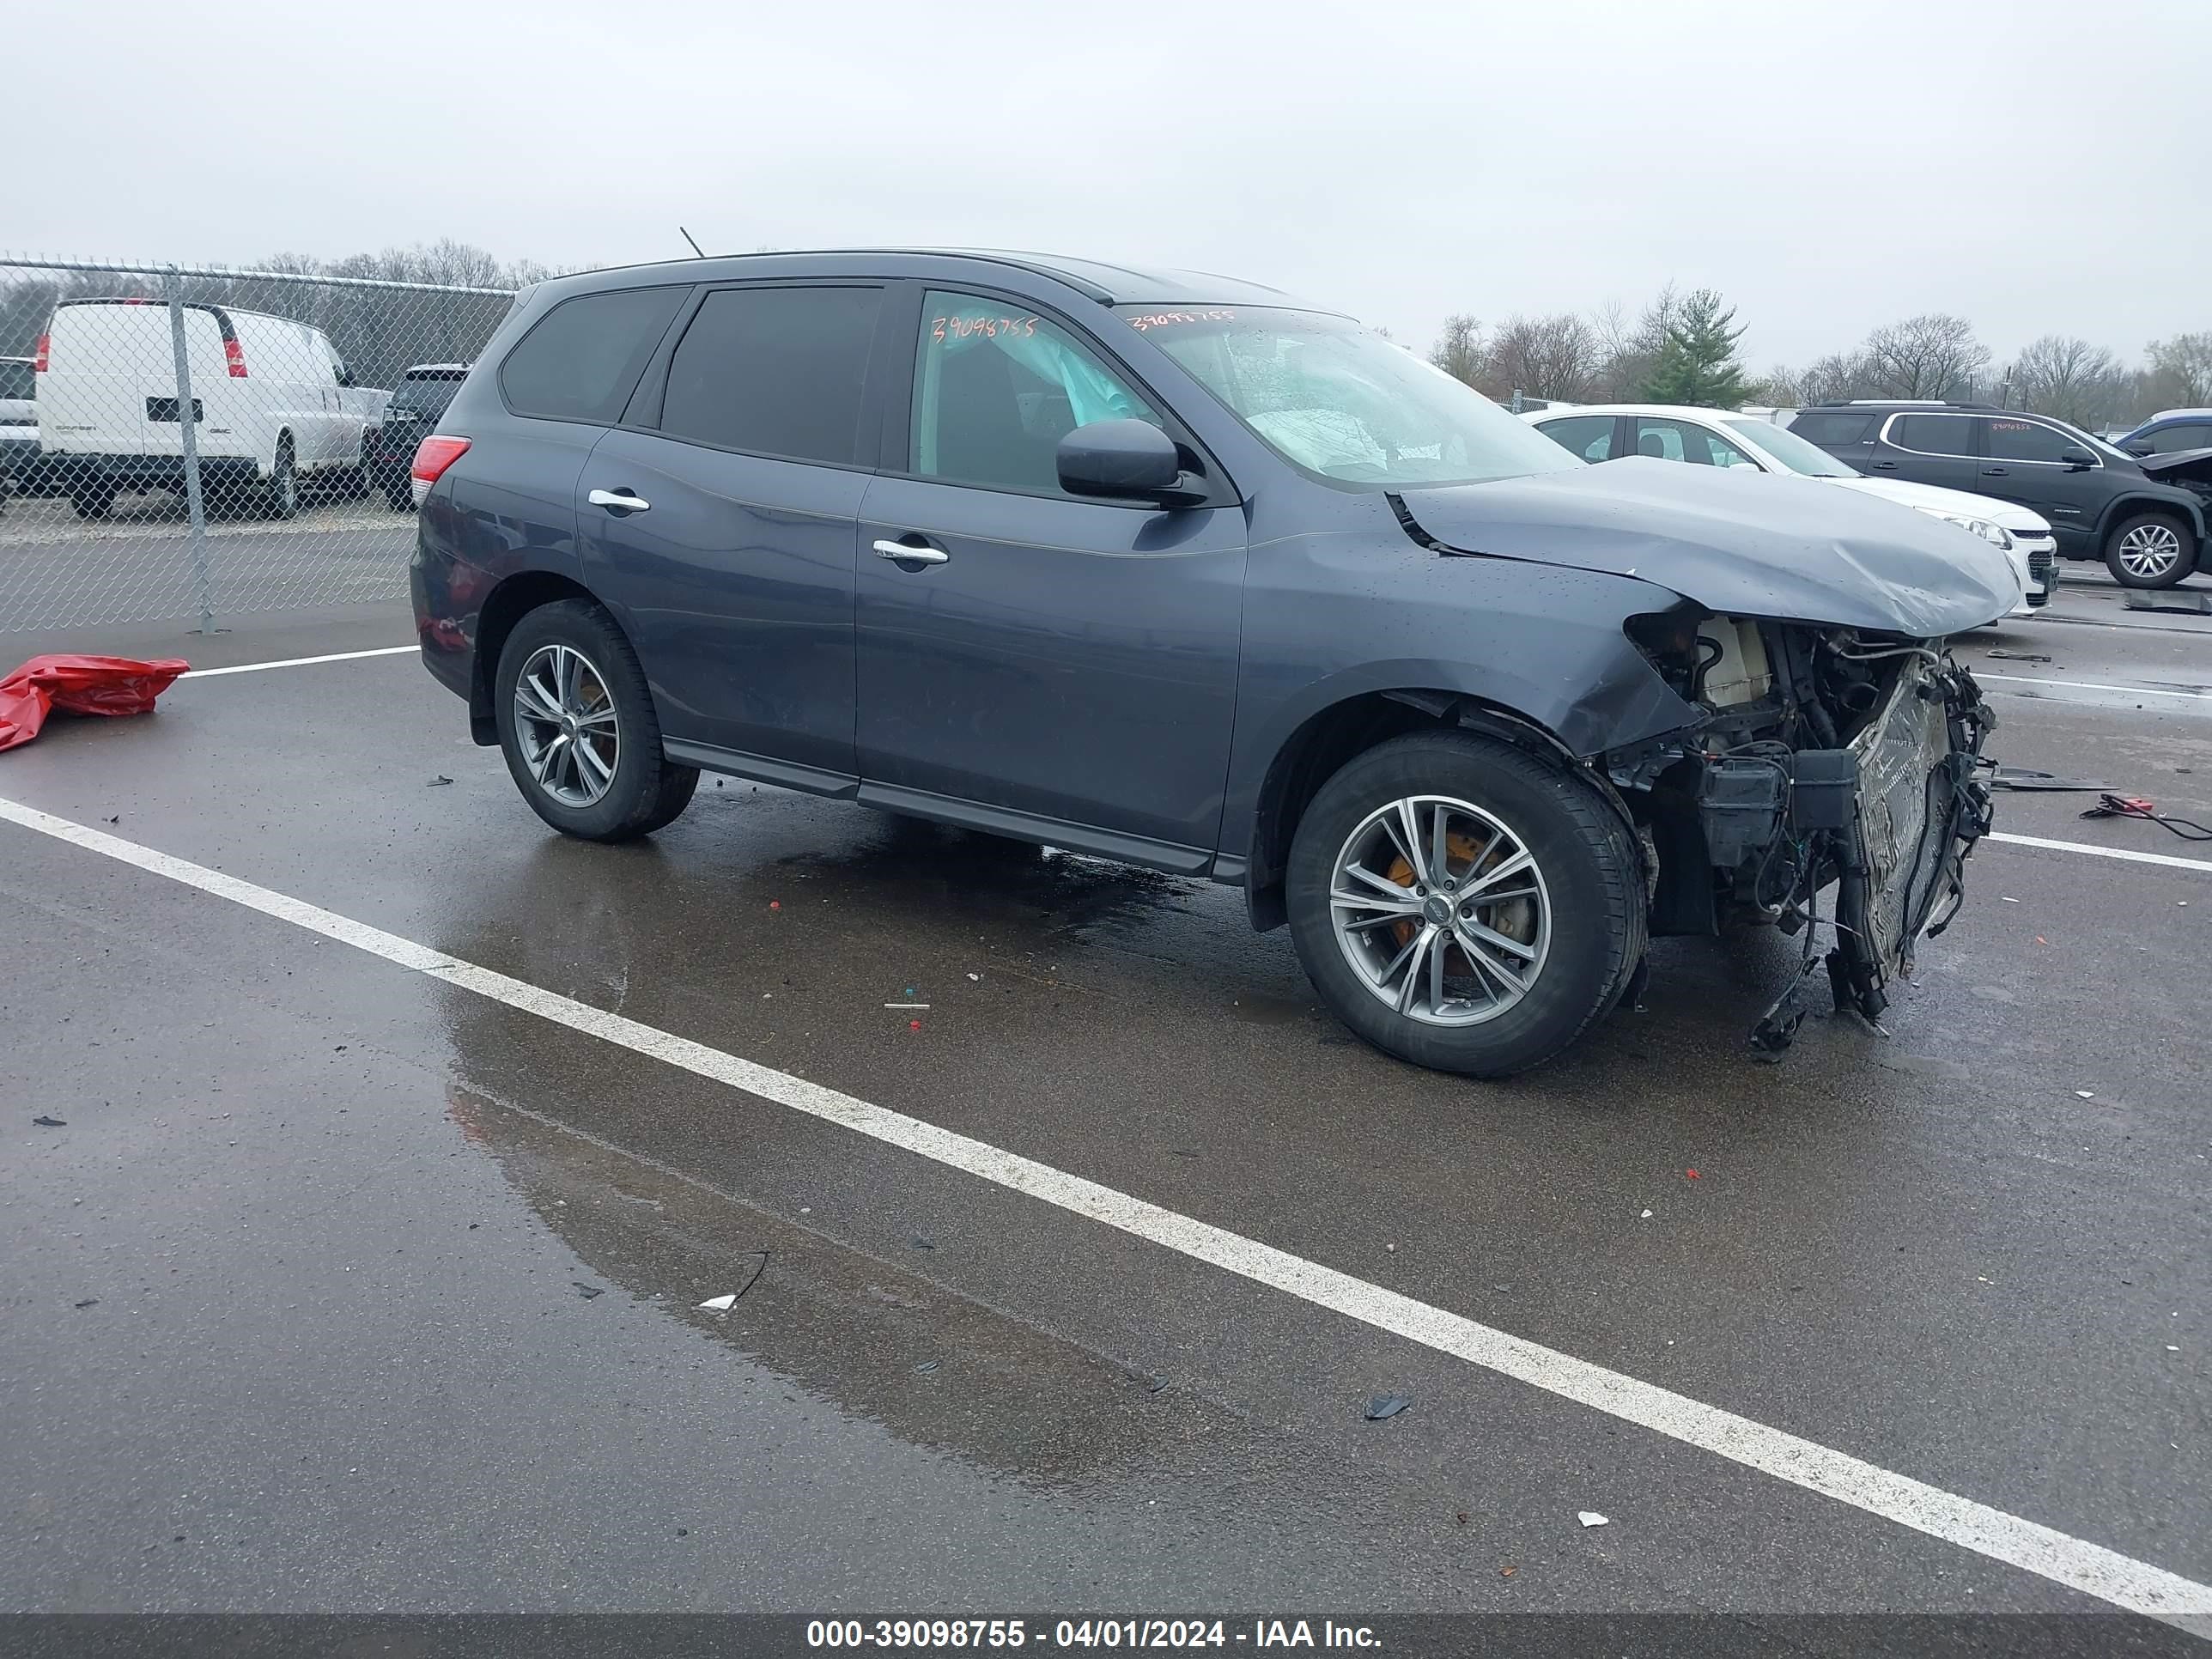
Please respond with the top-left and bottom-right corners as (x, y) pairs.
(1723, 417), (1857, 477)
(1117, 306), (1581, 489)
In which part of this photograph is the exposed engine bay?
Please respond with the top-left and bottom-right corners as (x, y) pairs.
(1613, 604), (1996, 1052)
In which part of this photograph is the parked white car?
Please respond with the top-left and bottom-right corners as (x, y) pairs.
(34, 299), (388, 520)
(1523, 403), (2055, 616)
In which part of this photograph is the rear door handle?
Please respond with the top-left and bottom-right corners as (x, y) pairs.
(1980, 466), (2008, 477)
(588, 488), (649, 512)
(1870, 459), (1899, 471)
(873, 538), (948, 565)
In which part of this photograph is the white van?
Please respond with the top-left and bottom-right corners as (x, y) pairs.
(35, 299), (389, 520)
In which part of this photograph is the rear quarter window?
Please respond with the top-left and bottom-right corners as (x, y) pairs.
(1790, 411), (1877, 447)
(500, 287), (688, 423)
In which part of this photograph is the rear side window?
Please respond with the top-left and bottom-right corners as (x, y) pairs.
(1536, 415), (1613, 461)
(501, 287), (686, 423)
(1981, 419), (2076, 463)
(658, 286), (881, 465)
(0, 361), (33, 401)
(1891, 414), (1977, 457)
(1790, 411), (1877, 447)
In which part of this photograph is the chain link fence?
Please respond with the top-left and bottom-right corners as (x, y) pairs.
(0, 256), (519, 635)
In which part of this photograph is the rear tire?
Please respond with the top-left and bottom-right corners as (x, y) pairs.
(1285, 731), (1642, 1078)
(261, 438), (299, 521)
(2104, 511), (2195, 588)
(494, 599), (698, 842)
(70, 480), (114, 520)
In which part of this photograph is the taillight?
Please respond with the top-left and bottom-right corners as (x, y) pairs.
(224, 338), (248, 378)
(410, 435), (471, 505)
(32, 332), (49, 373)
(411, 435), (471, 485)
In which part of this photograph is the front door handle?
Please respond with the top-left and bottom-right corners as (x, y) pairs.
(873, 538), (948, 565)
(1870, 459), (1898, 470)
(588, 488), (649, 512)
(1980, 466), (2008, 477)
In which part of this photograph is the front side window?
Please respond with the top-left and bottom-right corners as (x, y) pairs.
(0, 360), (36, 402)
(2146, 422), (2212, 453)
(659, 286), (882, 465)
(1536, 415), (1614, 461)
(1890, 413), (1978, 458)
(1982, 418), (2078, 464)
(912, 291), (1159, 495)
(1632, 417), (1755, 468)
(1119, 305), (1578, 489)
(501, 286), (687, 423)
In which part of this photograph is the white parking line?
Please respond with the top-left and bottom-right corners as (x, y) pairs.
(1, 791), (2206, 1625)
(1989, 831), (2212, 874)
(180, 646), (416, 678)
(1981, 672), (2212, 702)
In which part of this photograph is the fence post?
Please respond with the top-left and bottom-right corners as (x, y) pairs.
(162, 268), (215, 633)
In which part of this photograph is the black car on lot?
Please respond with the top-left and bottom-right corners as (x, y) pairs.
(1789, 402), (2209, 587)
(411, 250), (2010, 1076)
(367, 364), (469, 509)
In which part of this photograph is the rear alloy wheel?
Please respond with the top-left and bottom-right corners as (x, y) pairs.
(1285, 732), (1643, 1077)
(494, 599), (697, 842)
(2104, 511), (2195, 589)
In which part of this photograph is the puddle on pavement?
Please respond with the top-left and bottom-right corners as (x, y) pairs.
(441, 1080), (1267, 1498)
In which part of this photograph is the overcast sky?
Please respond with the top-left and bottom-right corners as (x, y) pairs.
(14, 0), (2209, 370)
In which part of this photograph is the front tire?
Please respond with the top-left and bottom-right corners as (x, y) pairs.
(1285, 732), (1643, 1078)
(494, 599), (698, 842)
(2105, 511), (2195, 589)
(70, 479), (115, 520)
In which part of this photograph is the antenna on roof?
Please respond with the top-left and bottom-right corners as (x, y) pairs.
(678, 226), (707, 258)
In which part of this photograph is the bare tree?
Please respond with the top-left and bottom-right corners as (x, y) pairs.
(2007, 335), (2126, 427)
(1861, 313), (1990, 400)
(1796, 349), (1877, 404)
(1481, 312), (1601, 402)
(1741, 364), (1802, 406)
(1428, 313), (1484, 387)
(2142, 331), (2212, 407)
(1589, 284), (1681, 400)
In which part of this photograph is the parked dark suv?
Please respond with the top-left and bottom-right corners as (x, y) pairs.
(367, 363), (469, 509)
(1790, 402), (2209, 587)
(412, 252), (2010, 1075)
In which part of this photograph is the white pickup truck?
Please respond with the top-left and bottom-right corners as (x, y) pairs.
(34, 298), (388, 519)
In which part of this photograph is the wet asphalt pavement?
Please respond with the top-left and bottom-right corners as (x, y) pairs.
(2, 570), (2209, 1631)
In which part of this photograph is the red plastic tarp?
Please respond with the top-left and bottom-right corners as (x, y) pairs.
(0, 655), (191, 753)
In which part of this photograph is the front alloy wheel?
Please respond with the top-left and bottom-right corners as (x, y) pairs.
(2106, 512), (2194, 589)
(512, 642), (619, 808)
(1329, 795), (1552, 1024)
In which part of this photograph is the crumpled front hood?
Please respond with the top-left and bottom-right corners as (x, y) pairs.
(1397, 457), (2017, 637)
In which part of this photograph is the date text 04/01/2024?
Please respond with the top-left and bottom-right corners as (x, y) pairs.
(805, 1620), (1381, 1650)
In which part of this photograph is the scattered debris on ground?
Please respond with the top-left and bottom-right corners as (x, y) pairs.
(33, 1115), (65, 1127)
(0, 655), (190, 753)
(1578, 1511), (1609, 1528)
(1365, 1394), (1411, 1420)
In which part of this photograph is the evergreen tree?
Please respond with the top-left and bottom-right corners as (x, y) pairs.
(1640, 289), (1748, 408)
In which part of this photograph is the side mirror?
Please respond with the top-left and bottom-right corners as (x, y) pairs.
(1056, 419), (1206, 507)
(2058, 447), (2095, 470)
(335, 363), (356, 387)
(2123, 439), (2154, 457)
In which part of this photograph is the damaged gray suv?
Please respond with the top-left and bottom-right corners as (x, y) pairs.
(412, 251), (2008, 1076)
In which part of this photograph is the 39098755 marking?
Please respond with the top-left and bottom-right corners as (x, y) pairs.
(807, 1620), (1030, 1648)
